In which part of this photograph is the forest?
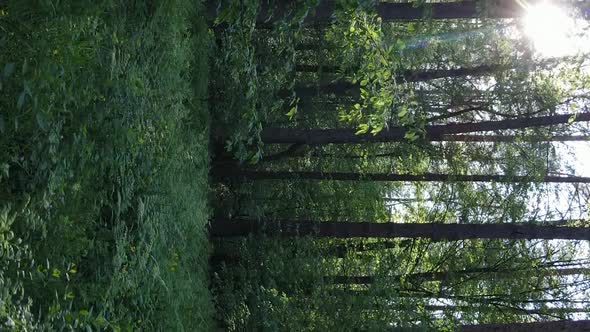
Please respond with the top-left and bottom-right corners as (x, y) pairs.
(1, 0), (590, 331)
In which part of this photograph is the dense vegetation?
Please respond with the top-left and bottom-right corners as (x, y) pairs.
(1, 1), (213, 330)
(2, 0), (590, 331)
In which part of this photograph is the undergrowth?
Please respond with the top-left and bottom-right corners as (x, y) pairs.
(0, 0), (213, 330)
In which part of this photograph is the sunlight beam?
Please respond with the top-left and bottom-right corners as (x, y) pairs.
(523, 2), (590, 57)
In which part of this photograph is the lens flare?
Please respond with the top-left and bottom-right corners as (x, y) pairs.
(524, 3), (589, 57)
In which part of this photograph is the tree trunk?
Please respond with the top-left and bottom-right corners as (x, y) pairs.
(427, 304), (589, 316)
(294, 65), (508, 97)
(295, 64), (339, 73)
(209, 1), (590, 27)
(328, 267), (590, 285)
(336, 289), (590, 306)
(296, 64), (506, 77)
(260, 112), (590, 144)
(214, 169), (590, 184)
(326, 240), (405, 258)
(440, 135), (590, 142)
(295, 43), (331, 51)
(208, 1), (545, 27)
(260, 136), (590, 163)
(292, 81), (358, 99)
(459, 320), (590, 332)
(209, 219), (590, 240)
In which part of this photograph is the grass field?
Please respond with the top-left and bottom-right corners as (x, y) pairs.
(1, 1), (214, 330)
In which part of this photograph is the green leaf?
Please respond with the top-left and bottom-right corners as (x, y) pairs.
(0, 114), (4, 134)
(94, 316), (106, 327)
(214, 6), (230, 25)
(285, 106), (297, 120)
(1, 163), (8, 178)
(17, 91), (26, 110)
(355, 123), (369, 135)
(2, 62), (15, 79)
(404, 131), (416, 140)
(250, 149), (262, 164)
(360, 88), (368, 99)
(23, 80), (31, 95)
(36, 112), (48, 131)
(398, 106), (408, 118)
(21, 58), (28, 75)
(396, 39), (406, 50)
(371, 122), (384, 135)
(339, 108), (352, 122)
(568, 114), (577, 123)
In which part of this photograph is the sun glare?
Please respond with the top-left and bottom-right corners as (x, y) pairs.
(523, 2), (590, 57)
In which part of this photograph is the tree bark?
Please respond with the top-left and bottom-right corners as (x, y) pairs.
(214, 169), (590, 184)
(297, 64), (506, 77)
(259, 143), (306, 162)
(328, 267), (590, 285)
(292, 81), (358, 99)
(208, 1), (555, 27)
(295, 43), (330, 51)
(207, 1), (590, 32)
(326, 240), (405, 258)
(294, 65), (508, 98)
(427, 305), (589, 316)
(440, 135), (590, 142)
(459, 320), (590, 332)
(209, 219), (590, 240)
(210, 1), (590, 27)
(260, 112), (590, 144)
(337, 289), (590, 306)
(258, 136), (590, 163)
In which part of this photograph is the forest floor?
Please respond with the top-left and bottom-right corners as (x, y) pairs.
(1, 1), (214, 330)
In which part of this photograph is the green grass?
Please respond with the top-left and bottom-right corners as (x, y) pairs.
(0, 0), (213, 330)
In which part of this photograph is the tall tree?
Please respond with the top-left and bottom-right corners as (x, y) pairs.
(293, 64), (508, 98)
(216, 170), (590, 184)
(426, 305), (589, 316)
(328, 267), (589, 285)
(209, 219), (590, 240)
(459, 319), (590, 332)
(215, 1), (588, 26)
(260, 112), (590, 144)
(432, 135), (590, 142)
